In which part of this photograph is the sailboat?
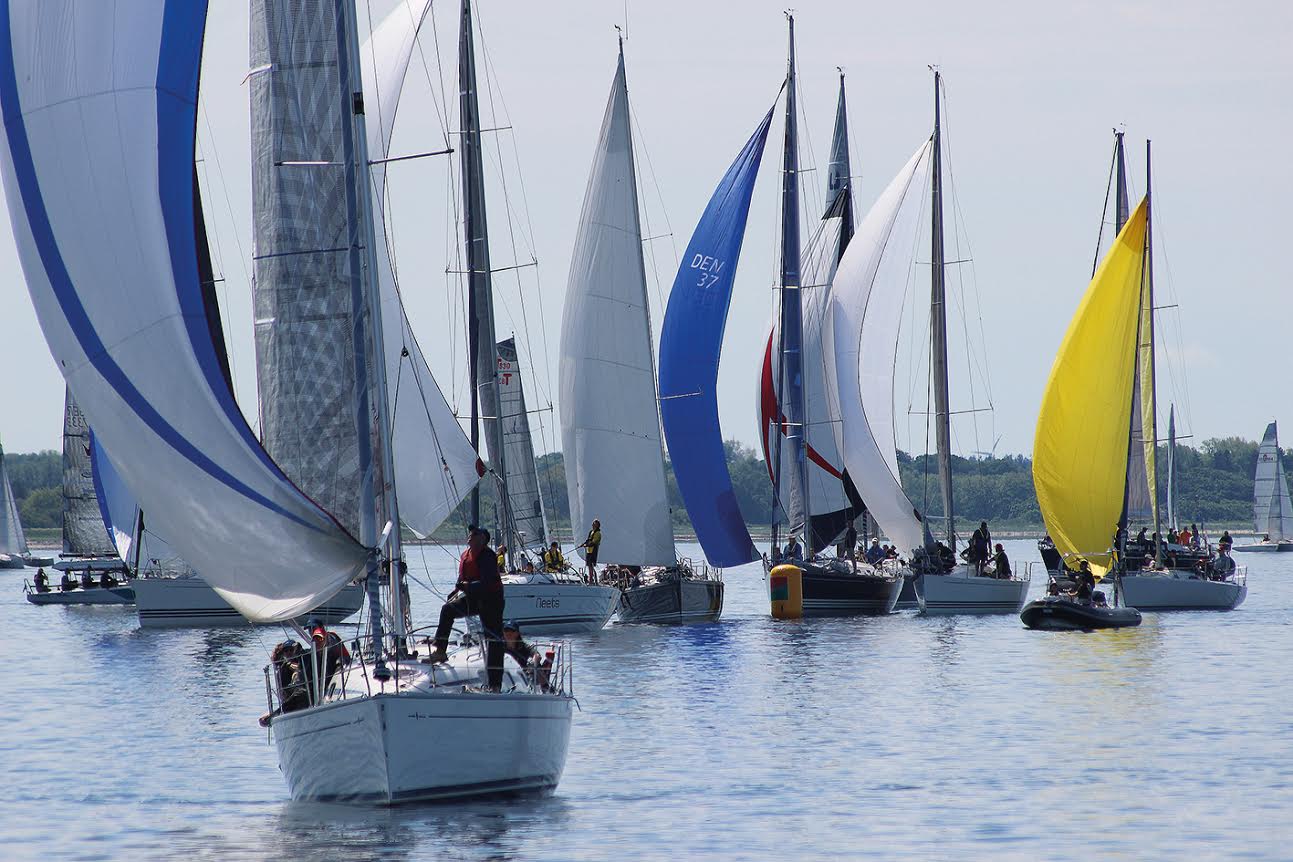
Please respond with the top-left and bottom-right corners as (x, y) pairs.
(452, 3), (619, 635)
(51, 390), (126, 574)
(1234, 422), (1293, 552)
(559, 38), (723, 625)
(1033, 138), (1245, 612)
(0, 0), (572, 802)
(757, 42), (903, 616)
(0, 440), (38, 569)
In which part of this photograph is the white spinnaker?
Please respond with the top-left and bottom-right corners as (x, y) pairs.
(763, 207), (851, 535)
(558, 53), (674, 566)
(0, 3), (365, 620)
(824, 141), (932, 555)
(364, 0), (483, 537)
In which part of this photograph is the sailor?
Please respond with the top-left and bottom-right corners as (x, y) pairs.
(969, 523), (991, 573)
(427, 527), (505, 691)
(1075, 561), (1096, 602)
(501, 621), (552, 691)
(1189, 523), (1201, 548)
(521, 558), (536, 574)
(542, 541), (566, 573)
(1219, 530), (1233, 552)
(33, 568), (48, 593)
(991, 543), (1012, 579)
(841, 523), (858, 560)
(80, 570), (94, 589)
(865, 538), (885, 565)
(935, 541), (955, 571)
(782, 535), (804, 562)
(303, 618), (351, 704)
(581, 519), (602, 582)
(59, 572), (74, 591)
(496, 543), (508, 573)
(100, 570), (118, 589)
(1136, 527), (1148, 545)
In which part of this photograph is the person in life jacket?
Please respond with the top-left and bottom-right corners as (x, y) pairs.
(501, 620), (552, 692)
(542, 542), (566, 573)
(427, 527), (505, 691)
(581, 520), (602, 582)
(301, 618), (351, 706)
(496, 544), (508, 573)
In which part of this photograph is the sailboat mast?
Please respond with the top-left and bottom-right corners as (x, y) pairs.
(929, 71), (955, 550)
(339, 0), (404, 643)
(459, 0), (513, 560)
(1145, 138), (1162, 562)
(770, 13), (808, 554)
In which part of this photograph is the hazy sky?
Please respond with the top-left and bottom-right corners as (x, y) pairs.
(0, 0), (1289, 461)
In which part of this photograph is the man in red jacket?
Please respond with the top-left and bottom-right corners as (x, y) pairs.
(427, 526), (506, 690)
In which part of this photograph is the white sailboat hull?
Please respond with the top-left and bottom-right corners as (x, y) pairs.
(502, 575), (619, 634)
(1118, 571), (1247, 610)
(273, 688), (573, 803)
(1232, 542), (1293, 553)
(918, 565), (1030, 615)
(134, 577), (364, 627)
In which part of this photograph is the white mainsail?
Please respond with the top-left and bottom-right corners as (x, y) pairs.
(824, 141), (933, 555)
(0, 442), (28, 558)
(0, 2), (367, 621)
(1254, 421), (1293, 542)
(365, 0), (484, 538)
(558, 49), (674, 567)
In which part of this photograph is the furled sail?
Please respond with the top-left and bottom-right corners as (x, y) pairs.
(760, 192), (852, 553)
(1166, 405), (1177, 531)
(61, 389), (117, 558)
(559, 49), (674, 567)
(0, 2), (366, 620)
(824, 142), (932, 556)
(1253, 422), (1293, 542)
(364, 0), (484, 538)
(250, 0), (384, 540)
(658, 110), (774, 567)
(496, 339), (548, 552)
(0, 442), (27, 558)
(1033, 200), (1149, 575)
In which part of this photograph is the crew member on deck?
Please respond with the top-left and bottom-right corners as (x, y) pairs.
(991, 543), (1011, 579)
(543, 541), (566, 573)
(1136, 527), (1148, 544)
(33, 568), (48, 593)
(496, 543), (508, 573)
(80, 570), (94, 589)
(60, 572), (74, 591)
(428, 527), (505, 691)
(1219, 530), (1233, 552)
(783, 535), (804, 562)
(581, 520), (602, 582)
(501, 621), (552, 691)
(865, 538), (885, 566)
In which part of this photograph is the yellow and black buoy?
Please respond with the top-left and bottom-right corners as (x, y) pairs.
(769, 563), (803, 619)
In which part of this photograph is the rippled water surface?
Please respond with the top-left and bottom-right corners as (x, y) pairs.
(4, 540), (1291, 860)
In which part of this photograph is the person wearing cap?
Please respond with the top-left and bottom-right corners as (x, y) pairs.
(496, 543), (508, 573)
(427, 527), (505, 691)
(542, 541), (566, 573)
(865, 538), (885, 566)
(501, 621), (551, 691)
(302, 619), (351, 705)
(782, 534), (803, 562)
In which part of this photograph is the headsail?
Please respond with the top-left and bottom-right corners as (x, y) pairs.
(658, 110), (774, 567)
(0, 442), (27, 558)
(1166, 405), (1177, 531)
(0, 2), (365, 620)
(1033, 200), (1149, 576)
(495, 339), (548, 553)
(1254, 422), (1293, 542)
(61, 390), (117, 558)
(824, 142), (931, 555)
(559, 47), (674, 567)
(364, 0), (483, 538)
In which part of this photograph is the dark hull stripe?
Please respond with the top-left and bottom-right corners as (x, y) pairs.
(303, 774), (560, 806)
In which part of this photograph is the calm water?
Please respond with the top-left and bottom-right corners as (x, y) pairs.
(3, 540), (1290, 861)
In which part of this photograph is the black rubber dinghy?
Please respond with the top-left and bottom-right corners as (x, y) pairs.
(1020, 596), (1142, 631)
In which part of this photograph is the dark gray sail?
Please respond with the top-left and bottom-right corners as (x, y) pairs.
(1118, 131), (1153, 525)
(61, 389), (116, 558)
(249, 0), (384, 539)
(496, 339), (548, 552)
(929, 72), (955, 549)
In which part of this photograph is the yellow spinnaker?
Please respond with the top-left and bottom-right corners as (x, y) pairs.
(1033, 199), (1148, 576)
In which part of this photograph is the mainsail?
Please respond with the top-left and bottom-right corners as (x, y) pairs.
(0, 441), (27, 558)
(61, 389), (117, 558)
(1033, 200), (1150, 575)
(824, 142), (932, 556)
(496, 338), (548, 553)
(558, 46), (674, 567)
(1253, 421), (1293, 542)
(250, 0), (383, 540)
(658, 110), (773, 567)
(0, 1), (367, 620)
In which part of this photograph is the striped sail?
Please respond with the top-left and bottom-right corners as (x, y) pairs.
(0, 1), (366, 620)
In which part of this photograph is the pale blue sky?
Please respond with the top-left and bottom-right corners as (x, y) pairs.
(0, 0), (1288, 461)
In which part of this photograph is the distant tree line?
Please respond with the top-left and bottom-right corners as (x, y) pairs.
(3, 435), (1275, 536)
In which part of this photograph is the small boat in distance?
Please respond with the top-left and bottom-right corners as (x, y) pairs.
(1233, 421), (1293, 552)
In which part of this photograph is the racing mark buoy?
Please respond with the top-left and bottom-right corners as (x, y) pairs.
(770, 564), (803, 619)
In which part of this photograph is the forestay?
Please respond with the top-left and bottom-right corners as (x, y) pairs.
(0, 1), (365, 620)
(559, 50), (674, 567)
(1033, 200), (1149, 576)
(0, 441), (26, 557)
(824, 142), (931, 556)
(658, 110), (774, 568)
(61, 389), (117, 558)
(364, 0), (483, 538)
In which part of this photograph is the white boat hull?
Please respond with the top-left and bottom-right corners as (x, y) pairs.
(1118, 572), (1247, 610)
(134, 577), (364, 627)
(918, 566), (1030, 615)
(502, 576), (618, 634)
(1232, 542), (1293, 553)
